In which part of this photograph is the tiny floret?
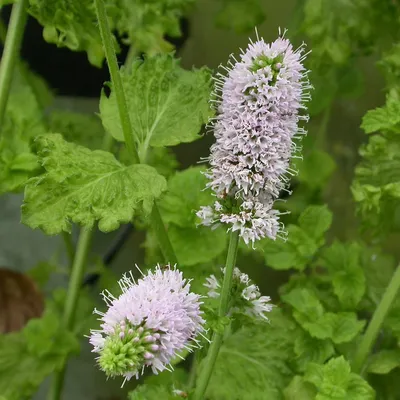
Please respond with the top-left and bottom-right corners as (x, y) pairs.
(197, 30), (312, 244)
(89, 264), (205, 383)
(204, 267), (273, 321)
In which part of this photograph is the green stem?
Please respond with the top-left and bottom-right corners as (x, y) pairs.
(48, 228), (93, 400)
(193, 230), (240, 400)
(0, 0), (28, 128)
(94, 0), (139, 164)
(94, 0), (178, 265)
(352, 264), (400, 374)
(62, 231), (75, 267)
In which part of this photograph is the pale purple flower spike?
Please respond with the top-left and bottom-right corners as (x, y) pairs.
(197, 29), (312, 244)
(89, 264), (206, 383)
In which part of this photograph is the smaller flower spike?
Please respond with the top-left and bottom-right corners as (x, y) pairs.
(89, 264), (205, 384)
(198, 29), (312, 245)
(204, 267), (273, 321)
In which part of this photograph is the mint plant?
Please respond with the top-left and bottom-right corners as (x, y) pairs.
(1, 0), (400, 400)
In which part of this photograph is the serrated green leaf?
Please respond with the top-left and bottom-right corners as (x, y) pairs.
(367, 349), (400, 374)
(100, 54), (212, 154)
(112, 0), (195, 55)
(320, 241), (365, 309)
(282, 288), (365, 343)
(47, 110), (105, 150)
(160, 166), (212, 228)
(298, 205), (332, 241)
(205, 309), (298, 400)
(0, 311), (79, 400)
(28, 0), (105, 66)
(168, 225), (227, 266)
(22, 134), (167, 235)
(294, 331), (335, 372)
(129, 385), (177, 400)
(263, 225), (318, 270)
(284, 376), (317, 400)
(215, 0), (265, 33)
(361, 90), (400, 134)
(304, 357), (375, 400)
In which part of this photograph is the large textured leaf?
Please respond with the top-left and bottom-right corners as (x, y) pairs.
(100, 54), (212, 154)
(22, 134), (167, 235)
(205, 310), (298, 400)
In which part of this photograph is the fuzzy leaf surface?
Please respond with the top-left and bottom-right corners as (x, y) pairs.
(22, 134), (166, 235)
(100, 54), (212, 152)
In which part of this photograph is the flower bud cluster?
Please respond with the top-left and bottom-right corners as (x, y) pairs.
(197, 31), (311, 244)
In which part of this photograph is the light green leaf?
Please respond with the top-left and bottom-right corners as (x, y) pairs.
(284, 376), (316, 400)
(160, 166), (212, 228)
(168, 225), (227, 267)
(367, 349), (400, 374)
(28, 0), (105, 66)
(298, 205), (332, 241)
(263, 225), (318, 270)
(112, 0), (195, 55)
(215, 0), (265, 33)
(22, 134), (167, 235)
(361, 90), (400, 134)
(100, 54), (212, 152)
(282, 289), (365, 343)
(304, 357), (375, 400)
(0, 312), (79, 400)
(47, 110), (105, 150)
(294, 330), (335, 372)
(206, 309), (298, 400)
(129, 385), (178, 400)
(320, 241), (366, 309)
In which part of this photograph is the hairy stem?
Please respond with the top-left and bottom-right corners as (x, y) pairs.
(94, 0), (178, 265)
(193, 230), (240, 400)
(48, 228), (93, 400)
(0, 0), (28, 128)
(352, 264), (400, 374)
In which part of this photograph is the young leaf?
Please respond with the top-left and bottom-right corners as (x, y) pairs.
(361, 90), (400, 134)
(100, 54), (212, 155)
(22, 134), (167, 235)
(320, 241), (366, 309)
(205, 310), (298, 400)
(28, 0), (105, 66)
(112, 0), (195, 55)
(304, 357), (375, 400)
